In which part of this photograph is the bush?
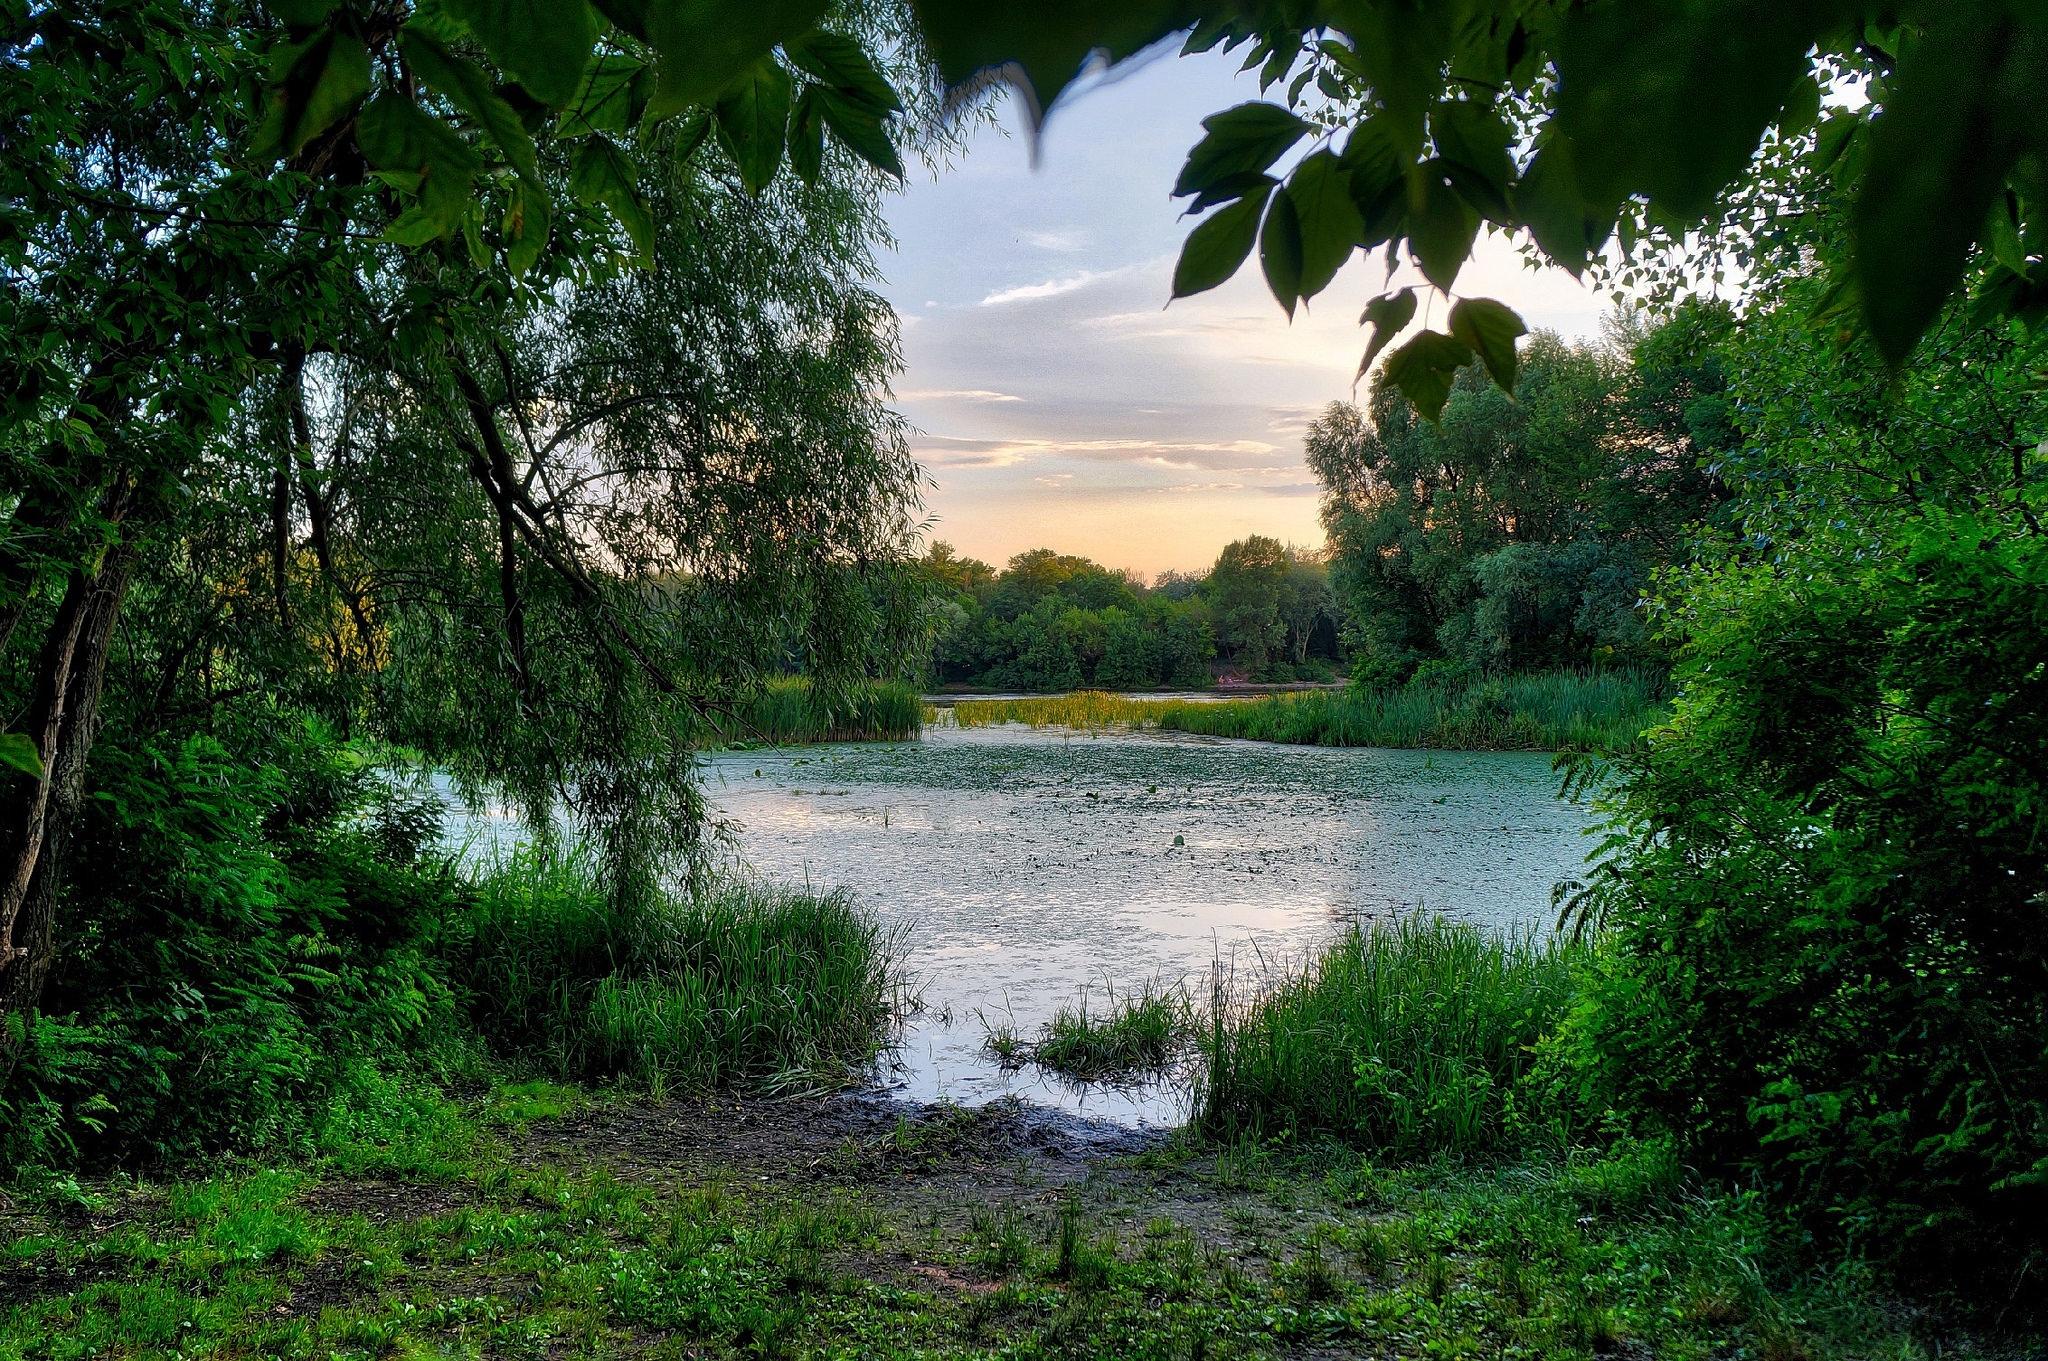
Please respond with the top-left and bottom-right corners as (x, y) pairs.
(2, 727), (464, 1168)
(1563, 513), (2048, 1297)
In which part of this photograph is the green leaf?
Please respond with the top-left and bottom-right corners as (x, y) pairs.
(789, 87), (825, 184)
(445, 0), (598, 107)
(1260, 181), (1304, 317)
(503, 181), (552, 275)
(1854, 10), (2025, 364)
(646, 0), (827, 118)
(1174, 102), (1312, 200)
(672, 110), (712, 164)
(816, 91), (903, 178)
(1287, 149), (1364, 302)
(558, 54), (648, 137)
(0, 733), (43, 780)
(1447, 296), (1526, 390)
(713, 57), (793, 194)
(1409, 165), (1478, 291)
(1513, 140), (1597, 275)
(907, 0), (1194, 128)
(1326, 1), (1453, 159)
(786, 30), (900, 114)
(1557, 0), (1820, 220)
(1358, 287), (1417, 378)
(1432, 99), (1514, 224)
(357, 94), (481, 239)
(403, 30), (543, 191)
(1987, 191), (2028, 277)
(1172, 184), (1273, 298)
(570, 134), (654, 258)
(252, 27), (371, 159)
(1381, 329), (1472, 422)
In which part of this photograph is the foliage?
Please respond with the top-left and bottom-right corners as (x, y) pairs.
(1, 0), (930, 1075)
(1, 726), (468, 1168)
(1558, 279), (2048, 1294)
(1201, 917), (1580, 1158)
(951, 669), (1664, 753)
(1308, 312), (1732, 685)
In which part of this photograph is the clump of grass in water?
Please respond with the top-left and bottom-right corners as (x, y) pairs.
(443, 848), (905, 1090)
(952, 668), (1665, 751)
(995, 979), (1196, 1082)
(1201, 916), (1578, 1157)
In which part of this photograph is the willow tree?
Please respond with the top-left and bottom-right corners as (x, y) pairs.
(0, 0), (926, 1074)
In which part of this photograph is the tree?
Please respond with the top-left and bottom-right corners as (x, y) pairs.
(0, 0), (925, 1079)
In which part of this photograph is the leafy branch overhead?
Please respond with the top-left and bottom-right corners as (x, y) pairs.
(251, 1), (2048, 417)
(251, 0), (906, 269)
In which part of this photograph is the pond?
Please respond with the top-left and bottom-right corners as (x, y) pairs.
(698, 719), (1599, 1128)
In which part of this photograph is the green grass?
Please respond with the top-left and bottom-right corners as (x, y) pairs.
(719, 676), (924, 745)
(443, 851), (905, 1090)
(1201, 916), (1579, 1157)
(1028, 980), (1196, 1082)
(951, 668), (1665, 751)
(0, 1085), (2006, 1361)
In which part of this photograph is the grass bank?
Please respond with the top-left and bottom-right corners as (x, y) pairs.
(951, 669), (1664, 750)
(0, 1081), (2008, 1360)
(718, 677), (924, 745)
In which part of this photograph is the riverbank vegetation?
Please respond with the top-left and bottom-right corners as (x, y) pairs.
(719, 678), (924, 746)
(952, 669), (1663, 751)
(981, 980), (1198, 1084)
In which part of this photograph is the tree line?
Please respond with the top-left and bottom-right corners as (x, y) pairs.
(919, 539), (1342, 691)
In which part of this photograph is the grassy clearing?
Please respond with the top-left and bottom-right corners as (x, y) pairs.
(444, 851), (905, 1090)
(978, 981), (1199, 1082)
(719, 677), (924, 745)
(951, 669), (1664, 751)
(0, 1084), (2008, 1361)
(1202, 917), (1578, 1157)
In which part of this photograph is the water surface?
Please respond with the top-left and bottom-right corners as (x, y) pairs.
(700, 721), (1596, 1127)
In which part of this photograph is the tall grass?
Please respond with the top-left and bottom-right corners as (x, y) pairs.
(952, 669), (1663, 751)
(441, 850), (903, 1089)
(1201, 917), (1579, 1157)
(721, 677), (923, 744)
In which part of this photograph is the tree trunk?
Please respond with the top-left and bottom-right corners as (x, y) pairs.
(0, 541), (137, 1094)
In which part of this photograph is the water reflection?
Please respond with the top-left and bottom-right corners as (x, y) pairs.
(700, 723), (1597, 1127)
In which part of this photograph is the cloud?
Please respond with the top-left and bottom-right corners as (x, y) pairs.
(1022, 227), (1090, 252)
(898, 388), (1025, 403)
(977, 257), (1165, 307)
(910, 433), (1283, 474)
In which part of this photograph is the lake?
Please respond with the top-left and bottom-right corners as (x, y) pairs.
(697, 719), (1598, 1127)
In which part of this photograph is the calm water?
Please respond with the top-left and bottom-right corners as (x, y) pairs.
(697, 720), (1598, 1127)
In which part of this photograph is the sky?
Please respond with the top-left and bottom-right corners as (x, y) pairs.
(877, 44), (1613, 579)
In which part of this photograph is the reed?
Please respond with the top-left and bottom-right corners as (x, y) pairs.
(443, 849), (903, 1089)
(723, 677), (923, 744)
(1029, 979), (1196, 1081)
(1200, 916), (1579, 1157)
(951, 669), (1663, 751)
